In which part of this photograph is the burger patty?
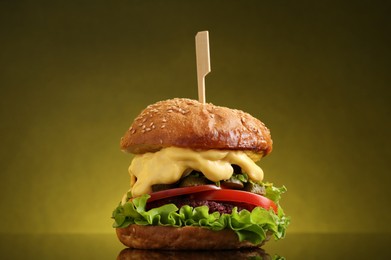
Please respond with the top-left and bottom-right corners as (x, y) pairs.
(146, 197), (245, 214)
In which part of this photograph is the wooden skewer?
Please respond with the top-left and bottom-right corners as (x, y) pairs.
(195, 31), (211, 104)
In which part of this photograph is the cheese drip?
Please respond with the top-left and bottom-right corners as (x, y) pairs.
(128, 147), (264, 197)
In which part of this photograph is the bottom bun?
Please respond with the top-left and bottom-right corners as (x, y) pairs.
(116, 225), (270, 250)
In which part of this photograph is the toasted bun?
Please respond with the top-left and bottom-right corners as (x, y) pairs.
(120, 98), (272, 155)
(116, 225), (270, 250)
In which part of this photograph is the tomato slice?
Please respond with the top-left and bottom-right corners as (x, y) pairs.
(193, 189), (278, 214)
(147, 185), (221, 203)
(145, 185), (278, 214)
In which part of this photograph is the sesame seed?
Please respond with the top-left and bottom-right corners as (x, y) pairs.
(149, 122), (154, 126)
(161, 125), (165, 128)
(141, 130), (145, 133)
(131, 129), (136, 134)
(145, 128), (151, 132)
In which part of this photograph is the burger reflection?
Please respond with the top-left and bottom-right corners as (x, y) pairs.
(117, 248), (273, 260)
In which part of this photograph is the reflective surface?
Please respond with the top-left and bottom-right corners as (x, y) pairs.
(0, 233), (389, 259)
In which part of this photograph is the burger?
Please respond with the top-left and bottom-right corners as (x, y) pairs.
(112, 98), (289, 250)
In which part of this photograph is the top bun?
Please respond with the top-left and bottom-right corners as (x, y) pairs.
(120, 98), (272, 156)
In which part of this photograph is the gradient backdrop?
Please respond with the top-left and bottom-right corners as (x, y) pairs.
(1, 1), (390, 235)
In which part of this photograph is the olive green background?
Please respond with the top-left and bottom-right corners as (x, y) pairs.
(0, 0), (390, 235)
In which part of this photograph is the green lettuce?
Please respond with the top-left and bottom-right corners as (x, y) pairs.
(112, 184), (289, 245)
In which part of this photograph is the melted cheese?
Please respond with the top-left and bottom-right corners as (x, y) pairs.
(128, 147), (264, 197)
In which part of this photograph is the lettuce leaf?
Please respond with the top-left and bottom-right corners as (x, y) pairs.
(112, 184), (290, 245)
(263, 183), (287, 204)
